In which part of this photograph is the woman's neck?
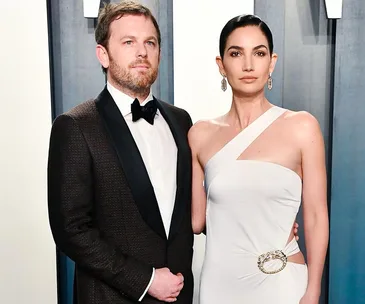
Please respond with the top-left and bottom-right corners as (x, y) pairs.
(227, 91), (272, 130)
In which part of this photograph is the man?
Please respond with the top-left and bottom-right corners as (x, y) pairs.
(48, 2), (193, 303)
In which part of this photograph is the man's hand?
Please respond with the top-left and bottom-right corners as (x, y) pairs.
(293, 222), (299, 241)
(148, 268), (184, 302)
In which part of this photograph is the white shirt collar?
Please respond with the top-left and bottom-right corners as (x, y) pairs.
(106, 81), (155, 117)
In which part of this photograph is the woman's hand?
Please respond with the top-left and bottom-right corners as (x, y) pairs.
(299, 290), (320, 304)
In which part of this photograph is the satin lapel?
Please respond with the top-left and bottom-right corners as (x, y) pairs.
(156, 99), (191, 240)
(95, 89), (167, 240)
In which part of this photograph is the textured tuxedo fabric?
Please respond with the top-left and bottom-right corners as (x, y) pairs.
(48, 88), (194, 303)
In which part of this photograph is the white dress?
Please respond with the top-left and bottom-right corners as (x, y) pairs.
(199, 106), (308, 304)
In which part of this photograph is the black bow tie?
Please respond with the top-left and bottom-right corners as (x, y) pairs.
(131, 98), (157, 125)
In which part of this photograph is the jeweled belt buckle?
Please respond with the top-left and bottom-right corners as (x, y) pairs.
(257, 250), (287, 274)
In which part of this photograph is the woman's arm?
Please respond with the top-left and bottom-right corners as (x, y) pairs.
(188, 122), (208, 234)
(300, 112), (329, 301)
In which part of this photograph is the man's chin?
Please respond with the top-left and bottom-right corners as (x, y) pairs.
(128, 81), (153, 93)
(134, 80), (152, 88)
(134, 77), (156, 89)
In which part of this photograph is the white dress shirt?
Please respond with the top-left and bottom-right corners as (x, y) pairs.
(107, 82), (178, 301)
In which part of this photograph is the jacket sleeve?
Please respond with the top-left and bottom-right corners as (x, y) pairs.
(47, 114), (153, 301)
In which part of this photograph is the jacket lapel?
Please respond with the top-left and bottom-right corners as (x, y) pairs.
(156, 99), (191, 240)
(95, 88), (167, 240)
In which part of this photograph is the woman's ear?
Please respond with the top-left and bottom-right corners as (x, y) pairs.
(269, 53), (278, 74)
(216, 56), (226, 77)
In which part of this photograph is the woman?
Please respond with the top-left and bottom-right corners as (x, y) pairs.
(189, 15), (328, 303)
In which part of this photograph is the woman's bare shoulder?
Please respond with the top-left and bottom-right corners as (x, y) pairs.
(283, 109), (318, 123)
(282, 109), (322, 141)
(188, 117), (225, 148)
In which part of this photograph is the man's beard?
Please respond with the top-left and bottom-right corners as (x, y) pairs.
(108, 56), (158, 95)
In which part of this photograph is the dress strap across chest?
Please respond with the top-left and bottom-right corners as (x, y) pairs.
(206, 106), (287, 169)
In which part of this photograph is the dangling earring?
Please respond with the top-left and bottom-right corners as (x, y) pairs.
(221, 75), (227, 92)
(267, 73), (273, 90)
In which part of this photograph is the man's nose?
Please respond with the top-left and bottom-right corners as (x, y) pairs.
(136, 43), (147, 58)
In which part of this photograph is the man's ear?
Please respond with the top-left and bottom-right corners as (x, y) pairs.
(96, 44), (110, 69)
